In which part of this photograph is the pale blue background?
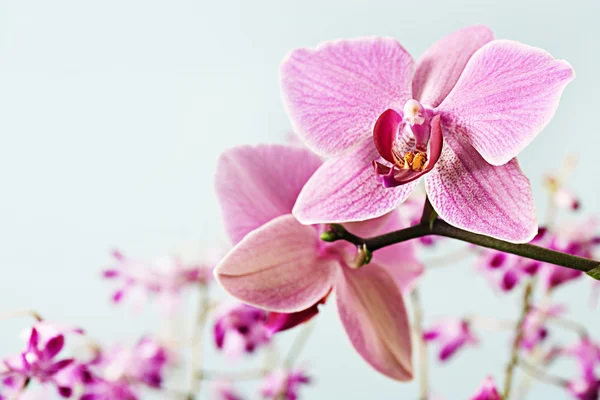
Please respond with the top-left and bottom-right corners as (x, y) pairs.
(1, 0), (599, 399)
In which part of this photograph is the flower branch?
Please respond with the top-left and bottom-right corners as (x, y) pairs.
(323, 219), (600, 274)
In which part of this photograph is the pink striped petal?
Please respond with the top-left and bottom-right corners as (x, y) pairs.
(214, 214), (338, 313)
(216, 145), (322, 244)
(437, 40), (574, 166)
(293, 140), (417, 224)
(413, 25), (494, 108)
(373, 109), (403, 163)
(335, 263), (413, 381)
(425, 134), (537, 243)
(281, 38), (413, 156)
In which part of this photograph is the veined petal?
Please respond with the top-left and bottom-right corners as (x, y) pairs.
(216, 145), (322, 244)
(413, 25), (494, 108)
(425, 134), (537, 243)
(437, 40), (574, 166)
(373, 109), (403, 163)
(43, 335), (65, 360)
(293, 140), (417, 224)
(281, 38), (414, 156)
(214, 214), (338, 313)
(335, 263), (413, 381)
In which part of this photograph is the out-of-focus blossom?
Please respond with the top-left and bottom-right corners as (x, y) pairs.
(91, 337), (171, 390)
(282, 25), (573, 243)
(538, 219), (600, 291)
(544, 155), (580, 211)
(215, 145), (421, 380)
(564, 338), (600, 379)
(79, 377), (139, 400)
(0, 324), (80, 398)
(478, 221), (599, 292)
(423, 318), (477, 361)
(476, 229), (546, 292)
(470, 377), (501, 400)
(103, 250), (220, 313)
(568, 377), (600, 400)
(260, 369), (310, 400)
(213, 303), (270, 358)
(521, 304), (565, 351)
(211, 381), (245, 400)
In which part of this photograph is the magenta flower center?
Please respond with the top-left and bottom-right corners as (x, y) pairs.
(372, 100), (443, 188)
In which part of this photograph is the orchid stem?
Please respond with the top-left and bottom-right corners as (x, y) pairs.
(502, 280), (533, 399)
(411, 288), (429, 400)
(188, 285), (210, 399)
(325, 219), (599, 274)
(0, 309), (43, 322)
(517, 358), (568, 388)
(284, 321), (315, 368)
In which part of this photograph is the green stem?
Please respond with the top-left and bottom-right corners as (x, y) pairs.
(326, 219), (599, 274)
(502, 281), (533, 399)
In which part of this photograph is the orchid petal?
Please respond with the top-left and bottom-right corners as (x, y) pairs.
(437, 40), (574, 166)
(216, 145), (322, 244)
(215, 214), (338, 313)
(43, 335), (65, 360)
(413, 25), (494, 108)
(293, 140), (417, 224)
(281, 38), (413, 156)
(373, 109), (403, 163)
(27, 328), (39, 356)
(335, 263), (413, 381)
(425, 134), (537, 243)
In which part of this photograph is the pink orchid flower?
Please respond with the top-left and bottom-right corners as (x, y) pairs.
(470, 377), (502, 400)
(520, 303), (566, 351)
(214, 144), (423, 381)
(213, 303), (271, 359)
(211, 380), (245, 400)
(0, 323), (82, 398)
(260, 368), (310, 400)
(103, 249), (218, 314)
(423, 318), (477, 361)
(281, 25), (574, 243)
(564, 337), (600, 380)
(568, 377), (600, 400)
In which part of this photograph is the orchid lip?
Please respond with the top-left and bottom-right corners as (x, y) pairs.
(372, 108), (443, 188)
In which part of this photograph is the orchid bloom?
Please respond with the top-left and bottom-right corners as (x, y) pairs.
(470, 377), (502, 400)
(539, 218), (600, 291)
(214, 144), (423, 380)
(568, 377), (600, 400)
(213, 303), (270, 358)
(423, 318), (477, 361)
(281, 25), (574, 243)
(211, 381), (245, 400)
(520, 304), (566, 351)
(0, 323), (81, 398)
(544, 155), (580, 211)
(92, 337), (171, 390)
(564, 338), (600, 380)
(103, 249), (217, 313)
(260, 368), (310, 400)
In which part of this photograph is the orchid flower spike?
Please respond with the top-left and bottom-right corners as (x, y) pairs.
(281, 25), (574, 243)
(214, 144), (424, 380)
